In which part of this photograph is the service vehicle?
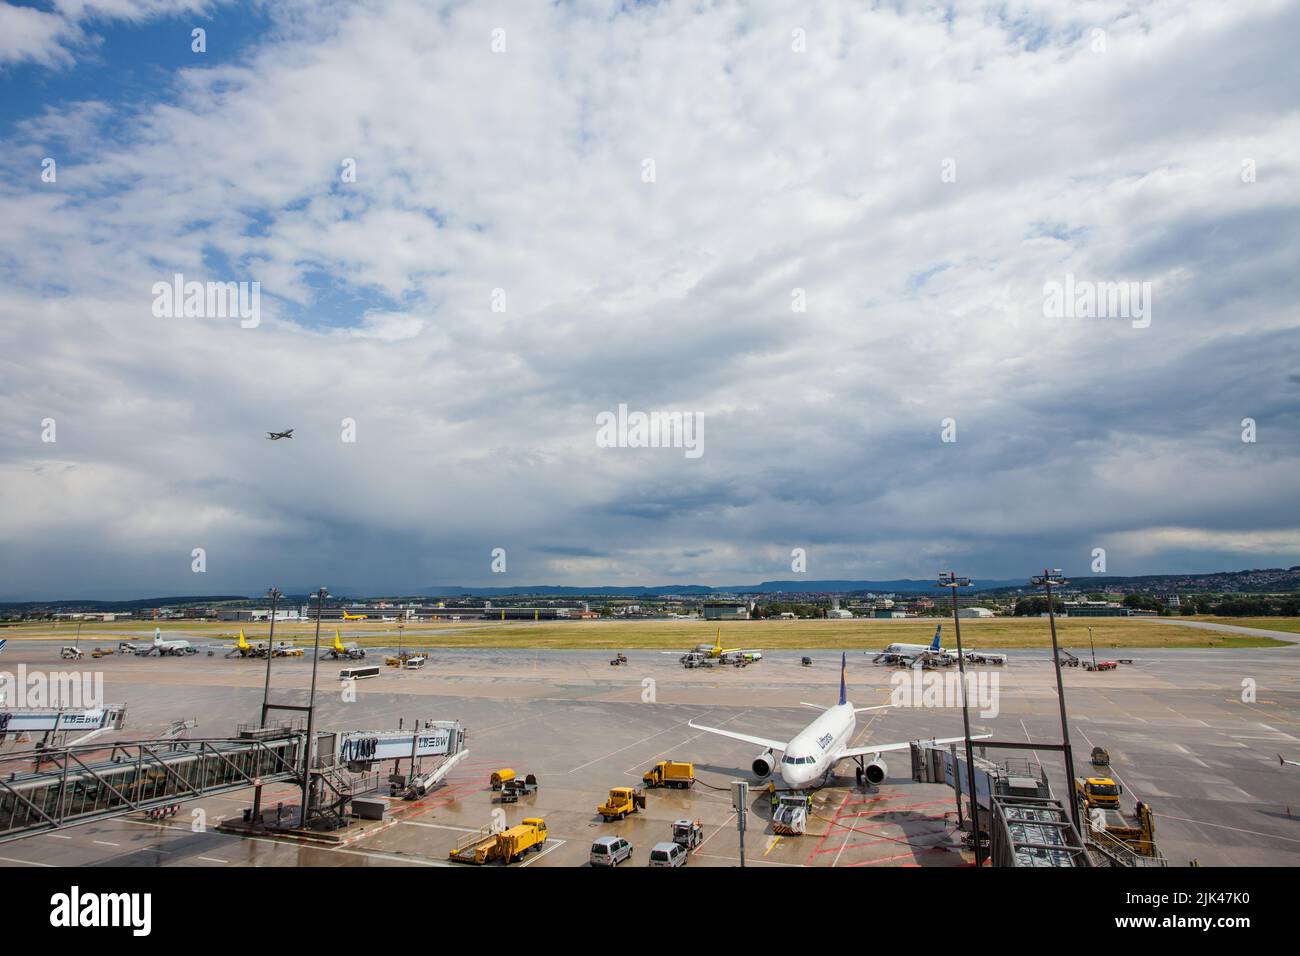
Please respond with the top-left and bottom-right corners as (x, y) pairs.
(589, 835), (633, 866)
(1076, 775), (1122, 809)
(598, 786), (646, 820)
(642, 761), (694, 789)
(671, 819), (703, 850)
(648, 841), (688, 867)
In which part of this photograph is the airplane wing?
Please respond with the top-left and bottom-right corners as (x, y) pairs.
(1280, 754), (1300, 768)
(853, 704), (894, 714)
(687, 721), (787, 753)
(840, 733), (992, 760)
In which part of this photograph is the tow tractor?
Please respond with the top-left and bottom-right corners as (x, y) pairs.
(610, 653), (628, 666)
(60, 646), (84, 660)
(680, 652), (714, 669)
(772, 792), (814, 835)
(671, 819), (704, 851)
(1084, 659), (1118, 671)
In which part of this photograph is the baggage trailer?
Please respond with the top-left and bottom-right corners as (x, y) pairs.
(490, 768), (515, 790)
(498, 773), (539, 803)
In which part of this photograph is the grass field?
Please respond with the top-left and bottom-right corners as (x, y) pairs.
(1187, 615), (1300, 635)
(3, 616), (1287, 649)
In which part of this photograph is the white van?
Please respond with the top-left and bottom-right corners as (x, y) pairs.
(590, 835), (633, 866)
(647, 842), (687, 867)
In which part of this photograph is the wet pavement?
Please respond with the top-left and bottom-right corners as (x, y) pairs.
(1, 642), (1298, 867)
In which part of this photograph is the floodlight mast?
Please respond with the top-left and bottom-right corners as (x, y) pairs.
(1031, 568), (1082, 837)
(937, 571), (983, 867)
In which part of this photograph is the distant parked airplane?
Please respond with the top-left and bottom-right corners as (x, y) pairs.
(267, 428), (294, 440)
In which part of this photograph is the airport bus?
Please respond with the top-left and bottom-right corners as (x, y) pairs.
(339, 665), (381, 681)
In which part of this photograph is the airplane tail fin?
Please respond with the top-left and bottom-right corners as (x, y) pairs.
(839, 652), (847, 706)
(0, 638), (6, 654)
(154, 628), (162, 644)
(334, 628), (344, 652)
(238, 629), (248, 649)
(715, 628), (722, 653)
(931, 625), (942, 650)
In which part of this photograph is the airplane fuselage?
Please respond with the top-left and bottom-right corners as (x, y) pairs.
(778, 702), (857, 787)
(883, 642), (944, 656)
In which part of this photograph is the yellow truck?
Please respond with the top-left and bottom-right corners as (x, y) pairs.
(643, 761), (695, 789)
(1076, 776), (1122, 810)
(1086, 802), (1161, 860)
(449, 817), (548, 864)
(598, 787), (647, 820)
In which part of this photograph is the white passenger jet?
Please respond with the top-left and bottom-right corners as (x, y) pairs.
(148, 628), (198, 656)
(689, 652), (988, 788)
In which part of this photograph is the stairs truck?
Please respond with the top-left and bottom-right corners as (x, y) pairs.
(643, 761), (695, 789)
(598, 787), (646, 820)
(1086, 802), (1162, 861)
(449, 818), (548, 864)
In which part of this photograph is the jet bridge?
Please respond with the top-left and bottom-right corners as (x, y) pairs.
(911, 740), (1091, 867)
(0, 730), (303, 844)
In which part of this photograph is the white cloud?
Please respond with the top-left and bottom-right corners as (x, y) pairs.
(1, 0), (1298, 596)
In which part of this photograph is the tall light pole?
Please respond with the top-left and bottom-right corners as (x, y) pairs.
(300, 587), (328, 827)
(259, 587), (282, 727)
(1032, 568), (1081, 837)
(937, 571), (983, 867)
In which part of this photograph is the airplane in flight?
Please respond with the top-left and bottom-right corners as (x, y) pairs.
(341, 610), (368, 621)
(323, 629), (366, 660)
(148, 628), (198, 656)
(266, 428), (294, 440)
(689, 652), (988, 788)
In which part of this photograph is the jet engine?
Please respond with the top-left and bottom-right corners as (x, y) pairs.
(752, 750), (776, 777)
(864, 758), (888, 785)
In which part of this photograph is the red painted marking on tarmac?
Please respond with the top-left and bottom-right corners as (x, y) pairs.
(805, 790), (853, 867)
(842, 845), (954, 866)
(813, 828), (953, 854)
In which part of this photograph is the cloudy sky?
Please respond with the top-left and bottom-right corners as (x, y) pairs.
(1, 0), (1297, 599)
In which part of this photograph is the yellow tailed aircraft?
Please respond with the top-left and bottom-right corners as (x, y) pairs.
(666, 628), (763, 663)
(324, 628), (366, 660)
(342, 610), (368, 621)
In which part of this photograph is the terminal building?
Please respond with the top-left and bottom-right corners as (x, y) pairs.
(701, 603), (750, 620)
